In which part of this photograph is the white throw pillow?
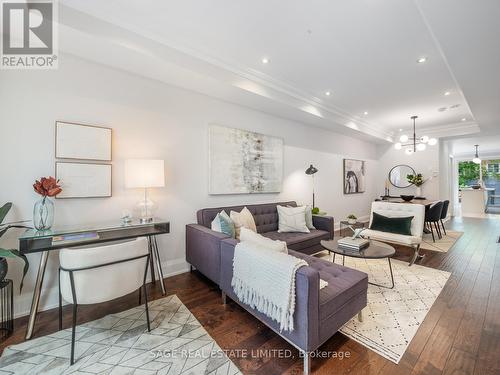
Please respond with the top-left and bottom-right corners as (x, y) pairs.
(287, 204), (315, 230)
(304, 205), (316, 230)
(277, 205), (310, 233)
(230, 207), (257, 239)
(240, 227), (288, 254)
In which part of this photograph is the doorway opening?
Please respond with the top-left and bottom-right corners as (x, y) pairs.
(458, 159), (500, 215)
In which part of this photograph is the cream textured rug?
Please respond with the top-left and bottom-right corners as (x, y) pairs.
(420, 230), (463, 252)
(0, 295), (241, 375)
(319, 253), (450, 363)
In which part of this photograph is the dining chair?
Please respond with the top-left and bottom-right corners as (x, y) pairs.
(424, 201), (444, 242)
(58, 237), (151, 365)
(439, 200), (450, 235)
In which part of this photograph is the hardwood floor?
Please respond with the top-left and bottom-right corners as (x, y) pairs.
(1, 217), (499, 374)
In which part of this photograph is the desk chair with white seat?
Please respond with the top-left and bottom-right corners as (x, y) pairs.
(58, 237), (151, 365)
(361, 202), (425, 266)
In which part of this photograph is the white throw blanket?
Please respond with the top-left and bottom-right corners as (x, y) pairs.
(232, 241), (308, 332)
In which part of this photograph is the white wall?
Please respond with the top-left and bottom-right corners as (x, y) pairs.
(439, 140), (455, 215)
(0, 54), (379, 317)
(376, 143), (440, 200)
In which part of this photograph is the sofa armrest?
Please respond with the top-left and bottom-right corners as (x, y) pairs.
(220, 239), (320, 351)
(313, 215), (334, 239)
(186, 224), (230, 284)
(186, 224), (230, 241)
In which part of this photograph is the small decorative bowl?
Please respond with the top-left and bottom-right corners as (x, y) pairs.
(400, 195), (415, 202)
(471, 185), (481, 190)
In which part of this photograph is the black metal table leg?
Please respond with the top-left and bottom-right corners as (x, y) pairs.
(152, 236), (166, 295)
(368, 257), (395, 289)
(147, 237), (156, 284)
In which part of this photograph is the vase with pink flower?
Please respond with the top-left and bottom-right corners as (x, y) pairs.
(33, 177), (62, 230)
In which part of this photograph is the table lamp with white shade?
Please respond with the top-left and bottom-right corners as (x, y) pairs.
(125, 159), (165, 223)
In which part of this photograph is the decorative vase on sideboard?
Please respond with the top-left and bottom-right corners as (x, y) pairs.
(416, 186), (422, 197)
(33, 197), (54, 230)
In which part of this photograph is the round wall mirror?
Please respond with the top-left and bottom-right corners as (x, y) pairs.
(389, 165), (416, 188)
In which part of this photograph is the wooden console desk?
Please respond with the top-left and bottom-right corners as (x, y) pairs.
(19, 219), (170, 340)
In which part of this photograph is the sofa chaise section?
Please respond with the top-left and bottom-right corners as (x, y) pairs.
(220, 238), (368, 374)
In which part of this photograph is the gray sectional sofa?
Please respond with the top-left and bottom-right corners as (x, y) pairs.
(186, 202), (368, 374)
(186, 201), (334, 284)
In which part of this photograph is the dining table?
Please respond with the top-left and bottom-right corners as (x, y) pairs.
(384, 198), (434, 206)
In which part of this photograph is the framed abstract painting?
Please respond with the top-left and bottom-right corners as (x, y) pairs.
(343, 159), (365, 194)
(55, 121), (112, 161)
(208, 125), (283, 194)
(55, 162), (112, 198)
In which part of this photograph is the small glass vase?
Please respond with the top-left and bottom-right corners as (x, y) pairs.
(33, 197), (54, 231)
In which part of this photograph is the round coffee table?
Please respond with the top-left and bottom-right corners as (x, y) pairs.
(320, 239), (396, 289)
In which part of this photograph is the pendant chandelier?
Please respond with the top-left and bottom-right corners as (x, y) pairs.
(472, 144), (481, 164)
(394, 116), (437, 155)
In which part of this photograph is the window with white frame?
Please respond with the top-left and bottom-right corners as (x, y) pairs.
(487, 163), (499, 173)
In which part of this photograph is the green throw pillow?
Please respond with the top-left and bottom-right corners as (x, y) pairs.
(211, 211), (236, 238)
(370, 212), (414, 235)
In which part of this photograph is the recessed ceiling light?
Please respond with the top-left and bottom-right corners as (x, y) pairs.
(363, 111), (368, 115)
(325, 91), (331, 96)
(444, 91), (451, 96)
(417, 57), (427, 63)
(399, 128), (403, 132)
(461, 117), (466, 121)
(261, 57), (269, 64)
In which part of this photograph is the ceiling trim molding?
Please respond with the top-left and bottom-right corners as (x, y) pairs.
(127, 32), (396, 141)
(417, 122), (480, 138)
(59, 4), (394, 142)
(414, 0), (476, 125)
(59, 3), (481, 144)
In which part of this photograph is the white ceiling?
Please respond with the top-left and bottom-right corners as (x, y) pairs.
(58, 0), (499, 143)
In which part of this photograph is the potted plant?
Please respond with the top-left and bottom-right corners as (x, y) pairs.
(347, 214), (357, 225)
(33, 176), (62, 230)
(0, 203), (30, 291)
(407, 173), (425, 196)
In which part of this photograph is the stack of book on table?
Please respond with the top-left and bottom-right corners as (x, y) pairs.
(338, 237), (369, 252)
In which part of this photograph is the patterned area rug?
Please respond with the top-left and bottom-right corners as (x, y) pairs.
(319, 252), (450, 363)
(420, 230), (463, 252)
(0, 295), (241, 374)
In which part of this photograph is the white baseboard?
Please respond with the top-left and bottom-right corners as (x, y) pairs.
(13, 257), (190, 319)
